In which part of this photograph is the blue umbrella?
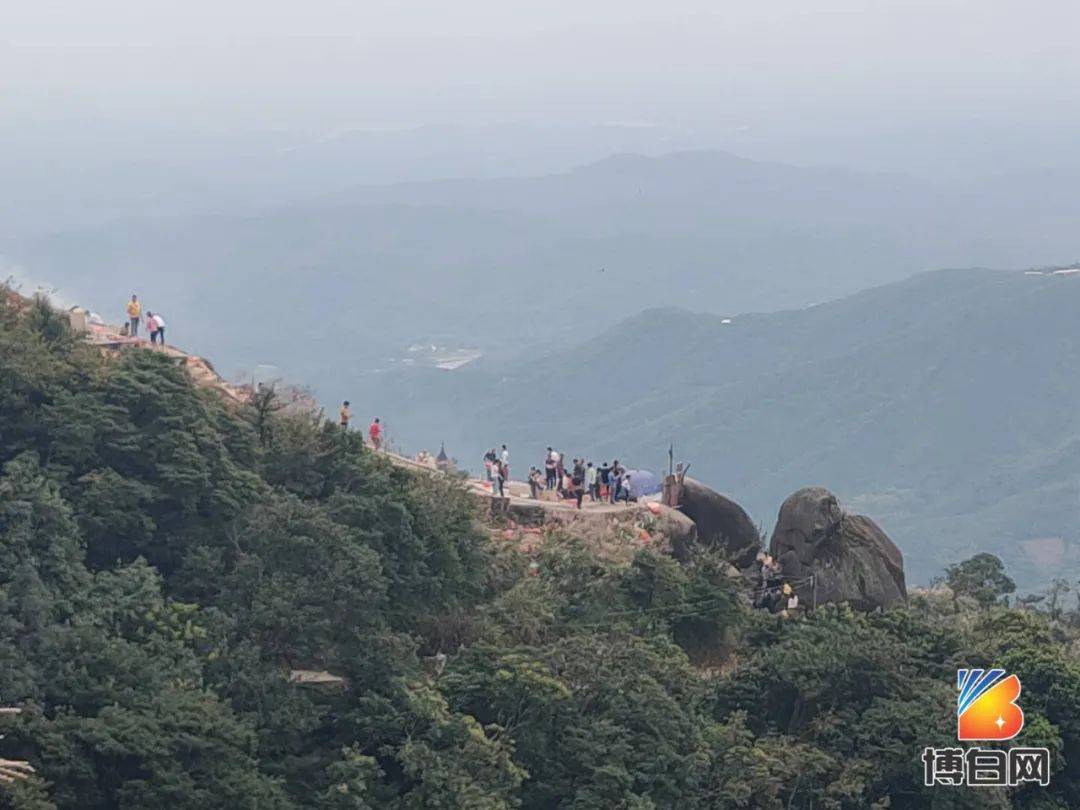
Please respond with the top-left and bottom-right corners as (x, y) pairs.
(623, 469), (660, 497)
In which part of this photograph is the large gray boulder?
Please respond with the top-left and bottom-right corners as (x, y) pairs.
(656, 506), (700, 562)
(678, 478), (761, 568)
(768, 487), (906, 611)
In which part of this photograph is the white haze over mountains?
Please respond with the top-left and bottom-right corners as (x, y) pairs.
(5, 0), (1080, 236)
(4, 2), (1080, 241)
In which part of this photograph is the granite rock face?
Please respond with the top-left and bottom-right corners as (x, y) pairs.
(768, 487), (906, 611)
(657, 506), (700, 562)
(678, 478), (761, 568)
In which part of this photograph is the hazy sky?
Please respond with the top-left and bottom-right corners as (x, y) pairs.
(4, 1), (1080, 176)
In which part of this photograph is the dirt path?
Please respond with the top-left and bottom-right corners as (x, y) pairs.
(78, 314), (654, 520)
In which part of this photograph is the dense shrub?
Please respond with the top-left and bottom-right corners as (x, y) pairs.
(0, 293), (1077, 808)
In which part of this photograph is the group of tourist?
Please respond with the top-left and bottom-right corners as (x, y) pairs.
(483, 445), (511, 497)
(339, 402), (382, 450)
(122, 294), (167, 346)
(516, 449), (636, 509)
(754, 552), (800, 614)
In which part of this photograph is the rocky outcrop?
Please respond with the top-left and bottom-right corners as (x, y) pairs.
(491, 497), (549, 527)
(768, 487), (906, 611)
(677, 478), (761, 568)
(655, 507), (699, 561)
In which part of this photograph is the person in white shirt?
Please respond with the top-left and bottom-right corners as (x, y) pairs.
(151, 313), (166, 346)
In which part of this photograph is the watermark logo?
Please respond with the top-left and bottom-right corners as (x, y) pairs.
(957, 668), (1023, 741)
(922, 669), (1050, 788)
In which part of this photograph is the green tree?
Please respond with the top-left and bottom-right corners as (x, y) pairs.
(944, 553), (1016, 607)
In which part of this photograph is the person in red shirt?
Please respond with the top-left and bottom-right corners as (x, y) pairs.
(368, 418), (382, 451)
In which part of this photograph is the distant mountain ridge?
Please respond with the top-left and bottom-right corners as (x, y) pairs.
(8, 150), (1080, 588)
(369, 268), (1080, 589)
(310, 149), (930, 218)
(12, 147), (1080, 396)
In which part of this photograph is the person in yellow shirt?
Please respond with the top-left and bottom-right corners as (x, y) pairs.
(126, 295), (141, 337)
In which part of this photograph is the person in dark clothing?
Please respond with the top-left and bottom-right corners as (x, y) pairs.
(597, 461), (612, 501)
(611, 460), (625, 502)
(757, 555), (783, 611)
(528, 467), (543, 499)
(570, 461), (586, 509)
(544, 447), (558, 490)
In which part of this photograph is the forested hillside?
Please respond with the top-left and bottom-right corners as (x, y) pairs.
(1, 293), (1079, 808)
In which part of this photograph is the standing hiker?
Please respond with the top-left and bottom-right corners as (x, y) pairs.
(528, 467), (543, 499)
(572, 458), (585, 485)
(556, 453), (566, 494)
(483, 449), (497, 482)
(585, 462), (598, 501)
(500, 444), (510, 478)
(339, 401), (351, 429)
(368, 417), (382, 451)
(544, 447), (558, 490)
(611, 460), (625, 502)
(493, 459), (506, 497)
(598, 461), (613, 501)
(571, 460), (586, 509)
(146, 312), (161, 346)
(126, 295), (141, 337)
